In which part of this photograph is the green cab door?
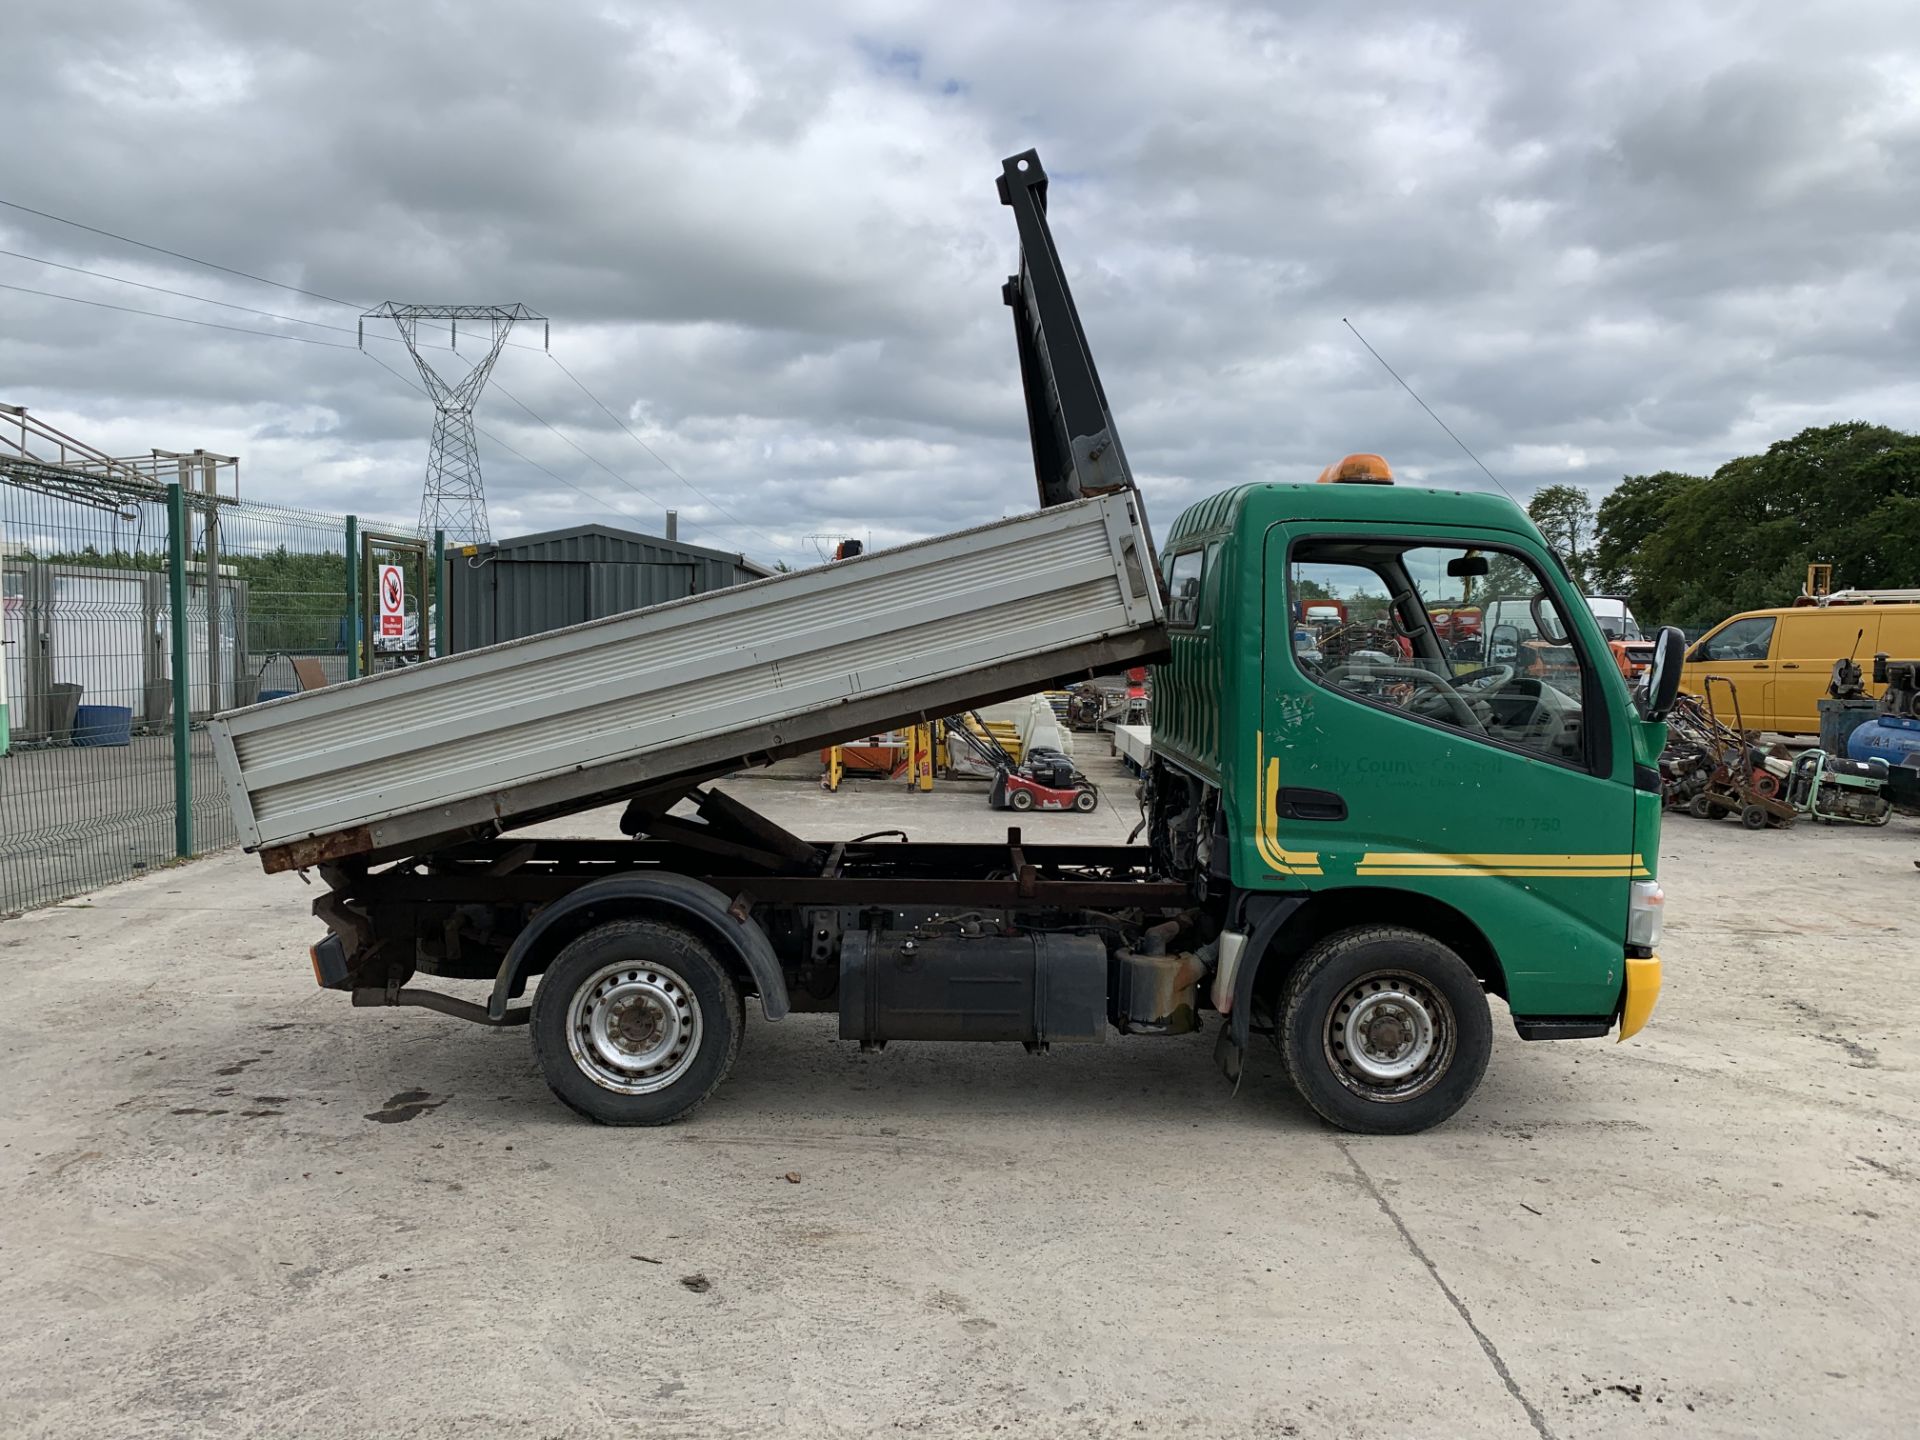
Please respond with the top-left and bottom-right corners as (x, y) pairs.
(1256, 522), (1638, 1019)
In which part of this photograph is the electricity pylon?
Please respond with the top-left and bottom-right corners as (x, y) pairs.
(361, 303), (548, 545)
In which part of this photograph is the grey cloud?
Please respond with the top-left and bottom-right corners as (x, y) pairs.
(1, 0), (1916, 561)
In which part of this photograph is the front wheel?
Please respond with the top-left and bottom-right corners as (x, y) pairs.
(1072, 787), (1098, 813)
(530, 919), (742, 1125)
(1278, 926), (1492, 1135)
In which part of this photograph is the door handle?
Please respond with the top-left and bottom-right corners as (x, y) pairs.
(1278, 787), (1347, 821)
(1780, 663), (1800, 670)
(1750, 663), (1769, 669)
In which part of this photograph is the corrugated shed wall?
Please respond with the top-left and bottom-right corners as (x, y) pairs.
(448, 527), (758, 653)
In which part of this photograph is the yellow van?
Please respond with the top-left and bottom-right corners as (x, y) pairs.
(1680, 603), (1920, 734)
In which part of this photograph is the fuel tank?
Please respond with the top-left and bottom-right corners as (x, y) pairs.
(838, 932), (1107, 1046)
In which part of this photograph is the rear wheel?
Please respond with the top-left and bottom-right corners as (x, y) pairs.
(1007, 787), (1036, 812)
(1279, 926), (1492, 1135)
(531, 920), (741, 1125)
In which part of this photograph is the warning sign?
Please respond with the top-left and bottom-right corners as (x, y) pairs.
(378, 564), (406, 640)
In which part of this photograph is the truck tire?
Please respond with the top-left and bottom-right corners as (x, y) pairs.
(1278, 926), (1491, 1136)
(530, 920), (742, 1125)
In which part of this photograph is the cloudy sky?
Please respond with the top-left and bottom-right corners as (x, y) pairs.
(3, 0), (1916, 568)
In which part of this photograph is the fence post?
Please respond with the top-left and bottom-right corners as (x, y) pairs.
(203, 503), (221, 713)
(167, 483), (192, 859)
(344, 514), (359, 680)
(434, 527), (447, 658)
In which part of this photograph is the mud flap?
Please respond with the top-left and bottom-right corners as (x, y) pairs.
(1212, 892), (1306, 1095)
(1213, 1022), (1245, 1095)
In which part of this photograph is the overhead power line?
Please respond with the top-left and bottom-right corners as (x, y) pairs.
(0, 194), (806, 559)
(0, 194), (535, 351)
(492, 382), (684, 524)
(0, 243), (533, 360)
(0, 278), (358, 347)
(0, 195), (357, 307)
(543, 351), (807, 557)
(1, 245), (365, 335)
(0, 271), (778, 558)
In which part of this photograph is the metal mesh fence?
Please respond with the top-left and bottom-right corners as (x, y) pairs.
(2, 480), (179, 910)
(189, 499), (368, 854)
(1, 472), (416, 914)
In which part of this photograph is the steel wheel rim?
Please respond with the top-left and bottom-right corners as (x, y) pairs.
(1324, 970), (1455, 1102)
(566, 960), (703, 1094)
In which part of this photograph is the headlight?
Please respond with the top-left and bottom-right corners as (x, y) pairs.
(1627, 879), (1664, 950)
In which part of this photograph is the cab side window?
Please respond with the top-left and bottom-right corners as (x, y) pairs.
(1287, 540), (1595, 768)
(1693, 617), (1775, 662)
(1165, 550), (1205, 629)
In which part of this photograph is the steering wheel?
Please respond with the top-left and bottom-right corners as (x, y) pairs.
(1323, 662), (1486, 733)
(1449, 664), (1514, 692)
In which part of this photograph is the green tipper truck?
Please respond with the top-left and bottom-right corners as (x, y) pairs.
(223, 150), (1684, 1135)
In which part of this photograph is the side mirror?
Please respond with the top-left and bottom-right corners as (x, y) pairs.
(1489, 623), (1522, 662)
(1530, 592), (1569, 645)
(1640, 626), (1688, 722)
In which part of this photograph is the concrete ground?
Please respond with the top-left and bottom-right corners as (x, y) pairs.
(2, 749), (1918, 1438)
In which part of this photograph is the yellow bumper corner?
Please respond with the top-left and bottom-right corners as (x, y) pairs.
(1617, 955), (1662, 1042)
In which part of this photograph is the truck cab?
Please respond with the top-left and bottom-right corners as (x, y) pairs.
(1148, 468), (1673, 1128)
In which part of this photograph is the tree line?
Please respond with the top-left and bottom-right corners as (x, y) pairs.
(1523, 421), (1920, 629)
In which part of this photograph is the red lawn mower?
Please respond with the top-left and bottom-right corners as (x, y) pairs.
(948, 713), (1100, 813)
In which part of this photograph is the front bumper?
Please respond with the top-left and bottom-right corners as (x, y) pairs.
(1617, 953), (1662, 1041)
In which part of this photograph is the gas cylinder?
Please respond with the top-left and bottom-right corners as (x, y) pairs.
(1846, 716), (1920, 766)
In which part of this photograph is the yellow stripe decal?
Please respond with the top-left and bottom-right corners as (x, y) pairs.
(1359, 867), (1652, 879)
(1253, 731), (1322, 876)
(1357, 852), (1651, 879)
(1249, 728), (1645, 879)
(1358, 852), (1647, 868)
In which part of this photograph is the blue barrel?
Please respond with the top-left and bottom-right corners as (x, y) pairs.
(72, 704), (134, 747)
(1847, 716), (1920, 767)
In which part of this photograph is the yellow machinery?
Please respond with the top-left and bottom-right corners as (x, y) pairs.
(823, 722), (939, 792)
(908, 723), (935, 792)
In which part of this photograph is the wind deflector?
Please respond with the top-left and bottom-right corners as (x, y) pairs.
(1000, 150), (1141, 517)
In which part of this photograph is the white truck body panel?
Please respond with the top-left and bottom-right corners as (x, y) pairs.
(211, 493), (1165, 863)
(1112, 723), (1152, 772)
